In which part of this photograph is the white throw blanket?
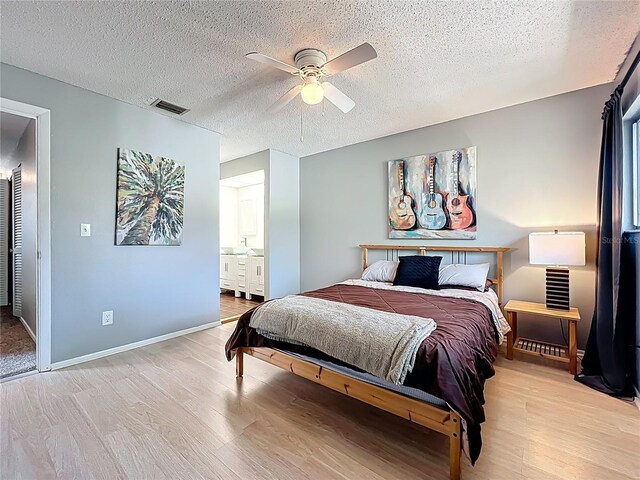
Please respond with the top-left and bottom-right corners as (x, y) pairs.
(249, 295), (437, 384)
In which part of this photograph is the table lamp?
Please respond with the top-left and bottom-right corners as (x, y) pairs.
(529, 230), (585, 310)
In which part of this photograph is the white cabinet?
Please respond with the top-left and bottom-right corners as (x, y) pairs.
(220, 255), (238, 294)
(220, 255), (238, 280)
(237, 255), (248, 295)
(221, 254), (265, 299)
(248, 256), (265, 297)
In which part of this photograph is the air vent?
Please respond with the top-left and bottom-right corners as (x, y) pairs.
(150, 98), (189, 116)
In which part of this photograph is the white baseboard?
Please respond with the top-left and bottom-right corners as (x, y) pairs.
(19, 317), (36, 343)
(50, 321), (220, 371)
(634, 385), (640, 412)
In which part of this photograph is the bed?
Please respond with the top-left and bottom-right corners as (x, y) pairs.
(225, 245), (510, 480)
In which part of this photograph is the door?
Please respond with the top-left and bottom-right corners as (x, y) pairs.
(249, 257), (265, 296)
(220, 255), (228, 280)
(227, 256), (238, 280)
(12, 166), (22, 318)
(257, 258), (264, 286)
(0, 179), (8, 306)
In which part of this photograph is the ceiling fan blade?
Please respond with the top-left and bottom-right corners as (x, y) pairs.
(267, 84), (303, 113)
(321, 82), (355, 113)
(321, 43), (377, 76)
(246, 52), (300, 75)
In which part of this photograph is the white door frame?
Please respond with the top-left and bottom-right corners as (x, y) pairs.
(1, 97), (52, 371)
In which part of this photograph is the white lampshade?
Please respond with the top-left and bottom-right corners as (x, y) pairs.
(529, 231), (585, 266)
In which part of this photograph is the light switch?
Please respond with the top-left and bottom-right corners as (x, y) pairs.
(80, 224), (91, 237)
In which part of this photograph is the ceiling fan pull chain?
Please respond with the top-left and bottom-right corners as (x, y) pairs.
(300, 102), (304, 142)
(322, 98), (326, 117)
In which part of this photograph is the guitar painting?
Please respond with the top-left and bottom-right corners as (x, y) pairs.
(388, 147), (477, 239)
(389, 160), (416, 230)
(444, 151), (475, 230)
(419, 156), (447, 230)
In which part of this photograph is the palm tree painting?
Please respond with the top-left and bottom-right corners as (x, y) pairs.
(115, 148), (185, 246)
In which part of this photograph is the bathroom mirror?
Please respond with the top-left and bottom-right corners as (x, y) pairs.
(239, 198), (257, 236)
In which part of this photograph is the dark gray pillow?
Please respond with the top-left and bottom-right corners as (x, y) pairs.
(393, 255), (442, 290)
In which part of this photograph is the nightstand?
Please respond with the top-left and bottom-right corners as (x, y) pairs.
(504, 300), (581, 374)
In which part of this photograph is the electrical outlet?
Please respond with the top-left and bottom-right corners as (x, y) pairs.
(102, 310), (113, 326)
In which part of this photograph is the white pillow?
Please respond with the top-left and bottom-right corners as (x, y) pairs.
(438, 263), (490, 291)
(361, 260), (400, 283)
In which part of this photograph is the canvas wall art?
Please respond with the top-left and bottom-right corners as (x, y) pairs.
(388, 146), (477, 239)
(116, 148), (185, 246)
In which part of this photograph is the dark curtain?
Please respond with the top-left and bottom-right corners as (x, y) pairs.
(575, 87), (633, 395)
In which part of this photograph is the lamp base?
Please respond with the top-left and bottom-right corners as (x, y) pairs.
(545, 267), (570, 310)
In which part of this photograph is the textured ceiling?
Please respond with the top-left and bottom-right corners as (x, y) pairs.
(1, 1), (638, 162)
(0, 112), (32, 160)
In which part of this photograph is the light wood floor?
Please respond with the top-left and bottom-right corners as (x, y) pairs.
(220, 292), (262, 321)
(1, 322), (638, 479)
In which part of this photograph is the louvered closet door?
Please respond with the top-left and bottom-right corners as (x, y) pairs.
(0, 180), (8, 306)
(12, 166), (22, 318)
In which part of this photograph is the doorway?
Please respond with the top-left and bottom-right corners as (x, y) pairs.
(219, 170), (265, 322)
(0, 98), (52, 380)
(0, 113), (36, 379)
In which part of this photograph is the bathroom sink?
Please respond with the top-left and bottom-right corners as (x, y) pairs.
(221, 247), (263, 256)
(220, 247), (249, 255)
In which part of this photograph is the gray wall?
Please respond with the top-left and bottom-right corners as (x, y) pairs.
(300, 84), (613, 349)
(269, 150), (300, 297)
(221, 149), (300, 299)
(1, 63), (220, 363)
(3, 118), (37, 335)
(220, 150), (270, 179)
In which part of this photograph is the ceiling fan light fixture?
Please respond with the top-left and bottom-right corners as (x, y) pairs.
(247, 43), (376, 113)
(301, 81), (324, 105)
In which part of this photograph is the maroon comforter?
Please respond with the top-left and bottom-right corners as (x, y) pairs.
(225, 283), (499, 463)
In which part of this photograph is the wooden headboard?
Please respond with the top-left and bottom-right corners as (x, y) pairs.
(359, 244), (510, 306)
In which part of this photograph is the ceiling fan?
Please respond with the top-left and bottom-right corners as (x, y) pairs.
(246, 43), (377, 114)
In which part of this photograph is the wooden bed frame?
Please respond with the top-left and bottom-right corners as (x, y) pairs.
(360, 244), (509, 306)
(235, 244), (509, 480)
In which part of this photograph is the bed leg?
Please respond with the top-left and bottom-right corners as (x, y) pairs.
(236, 349), (244, 377)
(449, 413), (462, 480)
